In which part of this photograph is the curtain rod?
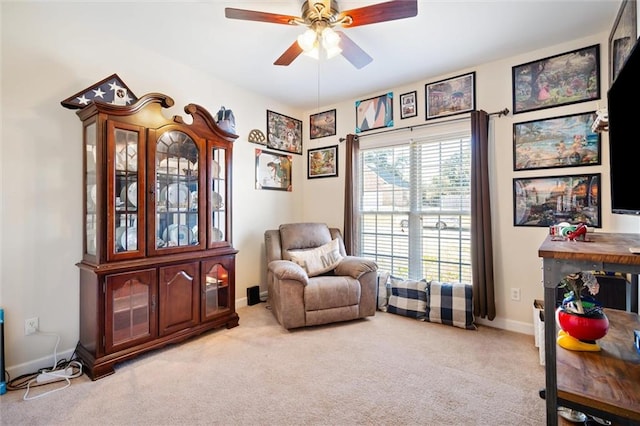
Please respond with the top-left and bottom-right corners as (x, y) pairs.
(339, 107), (510, 141)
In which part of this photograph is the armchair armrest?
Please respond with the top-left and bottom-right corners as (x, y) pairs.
(267, 260), (308, 329)
(334, 256), (378, 279)
(268, 260), (309, 286)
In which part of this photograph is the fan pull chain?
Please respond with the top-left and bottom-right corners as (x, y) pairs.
(316, 58), (321, 112)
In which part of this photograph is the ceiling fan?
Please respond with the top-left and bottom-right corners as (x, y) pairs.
(224, 0), (418, 69)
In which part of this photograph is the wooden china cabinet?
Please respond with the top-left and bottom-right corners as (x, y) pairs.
(75, 93), (238, 380)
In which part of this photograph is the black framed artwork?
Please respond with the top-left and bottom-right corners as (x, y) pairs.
(308, 145), (338, 179)
(512, 45), (600, 114)
(425, 72), (475, 120)
(513, 173), (600, 227)
(399, 91), (418, 119)
(609, 0), (638, 85)
(310, 109), (337, 139)
(513, 112), (601, 171)
(266, 110), (303, 155)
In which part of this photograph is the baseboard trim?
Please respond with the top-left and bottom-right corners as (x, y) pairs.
(475, 316), (533, 335)
(7, 347), (76, 380)
(236, 291), (268, 309)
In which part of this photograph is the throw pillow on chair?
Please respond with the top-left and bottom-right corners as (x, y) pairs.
(288, 238), (344, 277)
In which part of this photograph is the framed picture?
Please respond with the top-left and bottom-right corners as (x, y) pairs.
(308, 145), (338, 179)
(399, 91), (418, 119)
(609, 0), (637, 85)
(513, 173), (600, 227)
(255, 149), (292, 191)
(425, 72), (475, 120)
(310, 109), (336, 139)
(512, 45), (600, 114)
(266, 110), (303, 155)
(513, 112), (601, 171)
(355, 92), (393, 133)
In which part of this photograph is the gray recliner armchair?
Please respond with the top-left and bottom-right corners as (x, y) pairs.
(265, 222), (378, 330)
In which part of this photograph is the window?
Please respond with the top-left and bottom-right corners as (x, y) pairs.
(357, 120), (472, 283)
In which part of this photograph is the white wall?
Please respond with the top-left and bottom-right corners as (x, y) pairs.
(2, 2), (639, 376)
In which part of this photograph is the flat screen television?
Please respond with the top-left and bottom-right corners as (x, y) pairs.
(608, 37), (640, 215)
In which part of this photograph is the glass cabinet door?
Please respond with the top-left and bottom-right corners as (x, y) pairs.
(210, 147), (227, 246)
(202, 260), (230, 321)
(107, 121), (145, 261)
(154, 130), (201, 252)
(84, 121), (98, 258)
(105, 269), (157, 352)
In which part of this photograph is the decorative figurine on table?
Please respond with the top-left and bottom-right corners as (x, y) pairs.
(549, 222), (588, 242)
(566, 223), (587, 241)
(556, 271), (609, 351)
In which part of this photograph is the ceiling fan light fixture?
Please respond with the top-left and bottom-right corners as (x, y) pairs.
(297, 24), (342, 60)
(325, 44), (342, 59)
(303, 46), (320, 59)
(297, 29), (317, 52)
(321, 27), (340, 49)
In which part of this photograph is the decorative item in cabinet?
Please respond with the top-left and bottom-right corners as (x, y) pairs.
(64, 88), (239, 380)
(205, 276), (219, 315)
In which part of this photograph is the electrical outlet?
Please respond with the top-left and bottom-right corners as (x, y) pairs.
(510, 288), (521, 302)
(25, 317), (39, 335)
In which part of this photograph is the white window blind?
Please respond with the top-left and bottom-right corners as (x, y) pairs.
(358, 120), (472, 283)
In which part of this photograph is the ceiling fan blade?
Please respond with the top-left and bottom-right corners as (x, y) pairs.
(225, 7), (299, 25)
(337, 31), (373, 69)
(337, 0), (418, 28)
(274, 41), (304, 66)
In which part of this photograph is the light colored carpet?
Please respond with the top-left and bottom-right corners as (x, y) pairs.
(1, 304), (546, 425)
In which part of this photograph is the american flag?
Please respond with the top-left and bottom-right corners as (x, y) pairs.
(61, 73), (138, 110)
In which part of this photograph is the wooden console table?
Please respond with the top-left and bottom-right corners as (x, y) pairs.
(539, 232), (640, 426)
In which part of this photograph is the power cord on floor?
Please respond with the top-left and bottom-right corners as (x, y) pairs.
(4, 331), (83, 400)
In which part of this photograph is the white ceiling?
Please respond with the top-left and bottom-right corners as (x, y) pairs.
(67, 1), (623, 110)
